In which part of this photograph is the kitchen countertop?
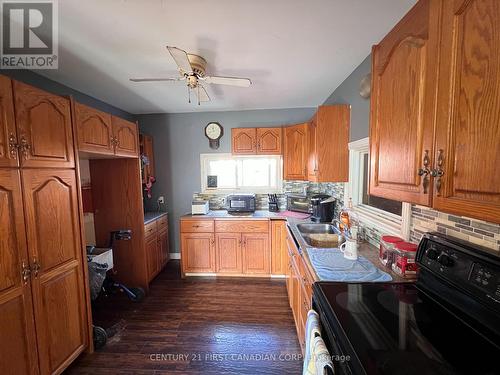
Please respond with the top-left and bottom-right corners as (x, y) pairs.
(181, 210), (285, 219)
(144, 211), (168, 224)
(286, 217), (412, 283)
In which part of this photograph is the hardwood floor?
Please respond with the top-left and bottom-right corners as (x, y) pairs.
(66, 261), (303, 375)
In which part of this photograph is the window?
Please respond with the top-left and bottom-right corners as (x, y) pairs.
(347, 138), (410, 239)
(200, 154), (282, 193)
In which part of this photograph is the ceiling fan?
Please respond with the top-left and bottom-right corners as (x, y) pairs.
(130, 46), (252, 105)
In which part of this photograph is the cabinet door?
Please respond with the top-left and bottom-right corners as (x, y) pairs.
(369, 0), (440, 205)
(316, 105), (350, 182)
(111, 116), (139, 158)
(432, 0), (500, 223)
(0, 169), (39, 375)
(74, 102), (114, 155)
(307, 119), (318, 181)
(215, 233), (242, 274)
(0, 76), (18, 167)
(145, 234), (159, 281)
(256, 127), (282, 155)
(284, 123), (308, 180)
(22, 169), (87, 375)
(242, 233), (270, 275)
(271, 220), (287, 275)
(231, 128), (256, 154)
(158, 229), (169, 267)
(181, 233), (215, 273)
(13, 81), (75, 168)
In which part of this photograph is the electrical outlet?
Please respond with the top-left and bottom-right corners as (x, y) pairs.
(158, 196), (165, 204)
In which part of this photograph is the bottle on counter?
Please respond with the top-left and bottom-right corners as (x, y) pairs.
(339, 198), (360, 241)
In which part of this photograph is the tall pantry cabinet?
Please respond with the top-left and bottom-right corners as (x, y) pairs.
(0, 76), (89, 375)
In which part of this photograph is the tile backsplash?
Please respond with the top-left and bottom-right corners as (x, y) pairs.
(193, 181), (500, 252)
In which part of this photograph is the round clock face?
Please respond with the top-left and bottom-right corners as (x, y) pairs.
(205, 122), (222, 140)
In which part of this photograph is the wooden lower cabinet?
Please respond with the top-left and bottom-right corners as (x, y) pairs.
(242, 233), (270, 275)
(216, 233), (242, 274)
(271, 220), (287, 275)
(285, 227), (313, 352)
(144, 215), (169, 282)
(182, 233), (216, 274)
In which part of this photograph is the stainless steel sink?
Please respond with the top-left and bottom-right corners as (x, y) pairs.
(296, 223), (345, 248)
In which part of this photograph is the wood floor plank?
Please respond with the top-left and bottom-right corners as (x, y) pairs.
(65, 261), (302, 374)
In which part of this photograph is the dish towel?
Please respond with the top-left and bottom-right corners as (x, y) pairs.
(306, 335), (334, 375)
(306, 248), (392, 282)
(303, 310), (321, 375)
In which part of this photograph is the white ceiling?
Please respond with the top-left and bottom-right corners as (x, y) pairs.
(39, 0), (416, 114)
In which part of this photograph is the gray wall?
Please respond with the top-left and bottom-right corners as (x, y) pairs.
(0, 69), (134, 121)
(322, 54), (371, 141)
(138, 108), (316, 253)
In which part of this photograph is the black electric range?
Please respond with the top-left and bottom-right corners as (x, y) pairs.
(313, 232), (500, 375)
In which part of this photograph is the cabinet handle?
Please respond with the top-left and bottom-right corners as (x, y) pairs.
(430, 149), (445, 195)
(257, 141), (261, 150)
(21, 262), (31, 284)
(18, 136), (31, 159)
(9, 133), (18, 159)
(417, 150), (431, 194)
(32, 258), (41, 278)
(115, 137), (120, 147)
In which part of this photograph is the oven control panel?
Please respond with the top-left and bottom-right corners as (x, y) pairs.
(417, 232), (500, 312)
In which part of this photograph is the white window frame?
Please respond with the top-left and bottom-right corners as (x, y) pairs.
(345, 137), (411, 240)
(200, 153), (283, 194)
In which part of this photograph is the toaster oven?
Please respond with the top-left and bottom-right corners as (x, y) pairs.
(226, 194), (256, 213)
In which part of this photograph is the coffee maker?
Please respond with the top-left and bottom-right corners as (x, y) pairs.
(310, 194), (336, 223)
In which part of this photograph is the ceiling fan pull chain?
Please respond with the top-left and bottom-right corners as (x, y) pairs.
(188, 86), (191, 103)
(198, 85), (201, 105)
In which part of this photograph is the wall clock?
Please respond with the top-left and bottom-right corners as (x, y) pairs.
(205, 122), (223, 149)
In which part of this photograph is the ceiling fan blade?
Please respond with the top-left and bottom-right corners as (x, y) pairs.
(195, 85), (210, 103)
(167, 46), (193, 74)
(129, 77), (184, 82)
(204, 76), (252, 87)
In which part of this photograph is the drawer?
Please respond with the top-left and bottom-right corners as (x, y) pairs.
(158, 215), (168, 232)
(145, 220), (157, 238)
(215, 220), (268, 233)
(181, 219), (214, 233)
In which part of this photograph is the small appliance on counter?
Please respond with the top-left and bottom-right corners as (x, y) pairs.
(286, 193), (310, 213)
(268, 194), (279, 212)
(310, 194), (336, 222)
(226, 194), (256, 213)
(191, 200), (209, 215)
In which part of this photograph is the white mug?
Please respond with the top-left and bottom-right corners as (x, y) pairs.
(340, 239), (359, 260)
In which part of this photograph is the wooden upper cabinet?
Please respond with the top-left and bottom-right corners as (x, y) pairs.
(74, 102), (114, 155)
(21, 169), (87, 374)
(111, 116), (139, 158)
(284, 123), (308, 180)
(0, 169), (39, 375)
(308, 106), (350, 182)
(13, 81), (75, 168)
(0, 76), (18, 168)
(242, 233), (270, 275)
(257, 127), (282, 155)
(369, 0), (439, 206)
(232, 128), (257, 154)
(432, 0), (500, 224)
